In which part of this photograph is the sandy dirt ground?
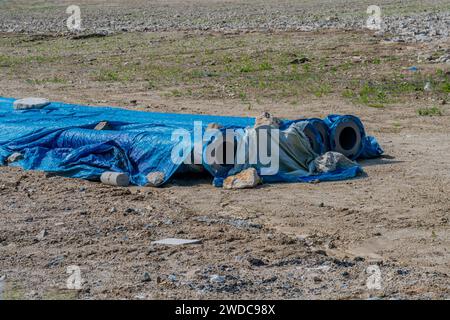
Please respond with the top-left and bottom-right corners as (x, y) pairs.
(0, 1), (449, 300)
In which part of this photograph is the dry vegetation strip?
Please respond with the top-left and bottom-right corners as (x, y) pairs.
(0, 31), (449, 111)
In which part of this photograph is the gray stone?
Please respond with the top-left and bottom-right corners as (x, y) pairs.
(36, 229), (48, 241)
(210, 274), (226, 283)
(168, 274), (178, 282)
(0, 3), (449, 44)
(142, 272), (151, 282)
(46, 255), (64, 268)
(397, 269), (410, 276)
(248, 257), (267, 267)
(313, 276), (322, 283)
(438, 54), (450, 63)
(13, 97), (50, 110)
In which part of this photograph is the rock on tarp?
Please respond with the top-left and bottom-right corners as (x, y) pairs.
(0, 97), (383, 186)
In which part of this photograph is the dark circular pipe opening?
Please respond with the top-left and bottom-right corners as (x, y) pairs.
(339, 127), (357, 151)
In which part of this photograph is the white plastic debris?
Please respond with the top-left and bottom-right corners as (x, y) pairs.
(314, 151), (357, 173)
(7, 152), (23, 164)
(94, 121), (112, 130)
(13, 97), (50, 110)
(100, 172), (130, 187)
(151, 238), (202, 245)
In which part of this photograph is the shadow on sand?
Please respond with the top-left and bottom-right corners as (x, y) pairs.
(358, 154), (404, 167)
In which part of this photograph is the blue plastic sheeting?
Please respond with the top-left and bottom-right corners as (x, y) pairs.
(0, 97), (253, 186)
(0, 97), (382, 186)
(212, 165), (363, 187)
(307, 118), (331, 152)
(360, 136), (384, 159)
(324, 114), (384, 160)
(324, 114), (366, 159)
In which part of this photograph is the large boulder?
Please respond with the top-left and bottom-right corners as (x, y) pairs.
(223, 168), (262, 189)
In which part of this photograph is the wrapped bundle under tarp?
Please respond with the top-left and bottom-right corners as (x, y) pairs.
(0, 97), (383, 186)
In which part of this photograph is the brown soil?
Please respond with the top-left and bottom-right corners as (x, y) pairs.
(0, 29), (449, 300)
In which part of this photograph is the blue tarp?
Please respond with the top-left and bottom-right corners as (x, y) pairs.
(0, 97), (383, 186)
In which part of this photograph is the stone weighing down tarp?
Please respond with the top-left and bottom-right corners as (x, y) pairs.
(0, 97), (383, 186)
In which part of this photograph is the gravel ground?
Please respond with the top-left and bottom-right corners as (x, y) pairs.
(0, 164), (448, 300)
(0, 0), (449, 42)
